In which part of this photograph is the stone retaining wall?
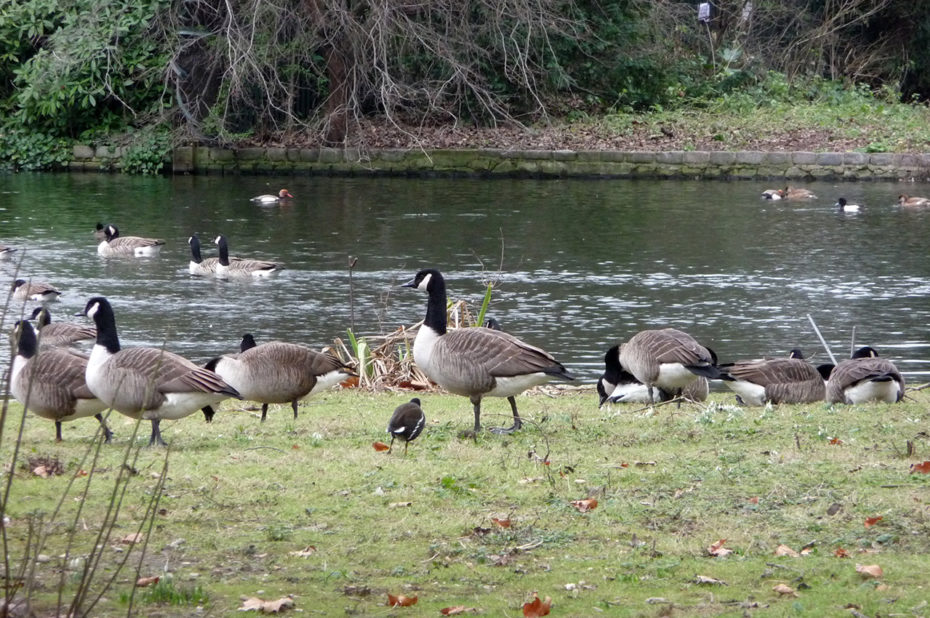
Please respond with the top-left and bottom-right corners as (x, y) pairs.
(69, 144), (930, 180)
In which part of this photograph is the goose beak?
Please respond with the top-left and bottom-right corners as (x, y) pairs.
(400, 277), (417, 288)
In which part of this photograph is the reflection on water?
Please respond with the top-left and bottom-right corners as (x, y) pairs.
(2, 173), (930, 386)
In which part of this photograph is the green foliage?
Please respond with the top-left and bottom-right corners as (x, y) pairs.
(131, 579), (209, 607)
(0, 126), (70, 171)
(120, 128), (171, 175)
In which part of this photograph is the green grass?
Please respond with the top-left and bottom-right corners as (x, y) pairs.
(2, 388), (930, 616)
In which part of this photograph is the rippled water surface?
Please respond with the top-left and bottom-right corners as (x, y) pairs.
(2, 173), (930, 385)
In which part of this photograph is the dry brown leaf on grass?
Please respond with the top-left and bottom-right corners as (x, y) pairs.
(372, 441), (390, 452)
(774, 544), (800, 557)
(910, 461), (930, 474)
(773, 583), (798, 597)
(440, 606), (478, 615)
(522, 593), (551, 617)
(238, 596), (295, 613)
(491, 517), (511, 528)
(32, 466), (49, 478)
(855, 564), (883, 579)
(828, 437), (843, 445)
(707, 539), (733, 557)
(119, 533), (143, 545)
(864, 516), (883, 528)
(135, 576), (159, 587)
(694, 575), (726, 585)
(387, 593), (418, 607)
(288, 546), (316, 558)
(569, 498), (597, 513)
(834, 547), (850, 558)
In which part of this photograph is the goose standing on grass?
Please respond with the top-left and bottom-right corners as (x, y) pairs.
(213, 235), (282, 279)
(898, 194), (930, 207)
(835, 197), (861, 213)
(598, 344), (708, 406)
(402, 268), (574, 434)
(617, 328), (720, 405)
(12, 279), (61, 302)
(204, 333), (354, 422)
(97, 224), (165, 257)
(82, 296), (241, 446)
(10, 320), (112, 443)
(826, 346), (904, 404)
(28, 307), (95, 348)
(718, 349), (826, 405)
(250, 189), (294, 204)
(386, 398), (426, 455)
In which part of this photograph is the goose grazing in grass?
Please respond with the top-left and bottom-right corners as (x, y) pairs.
(97, 224), (165, 257)
(898, 194), (930, 207)
(10, 320), (112, 443)
(213, 235), (282, 279)
(598, 344), (708, 406)
(204, 333), (354, 422)
(12, 279), (61, 302)
(250, 188), (294, 204)
(617, 328), (720, 405)
(402, 268), (574, 434)
(28, 307), (96, 348)
(835, 197), (861, 213)
(718, 348), (826, 406)
(83, 296), (241, 446)
(386, 397), (426, 455)
(825, 346), (904, 404)
(0, 245), (16, 259)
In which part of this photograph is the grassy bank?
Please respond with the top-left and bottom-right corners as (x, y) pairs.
(3, 387), (930, 616)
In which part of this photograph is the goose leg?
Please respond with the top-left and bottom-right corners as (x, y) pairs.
(387, 435), (395, 453)
(55, 421), (63, 442)
(490, 396), (522, 434)
(149, 419), (168, 447)
(95, 413), (113, 444)
(201, 406), (215, 422)
(261, 403), (269, 422)
(647, 385), (656, 406)
(291, 400), (298, 420)
(403, 441), (409, 457)
(471, 397), (483, 433)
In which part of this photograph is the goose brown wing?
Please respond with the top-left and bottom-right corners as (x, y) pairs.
(831, 358), (902, 386)
(21, 351), (92, 410)
(640, 328), (712, 364)
(440, 328), (564, 377)
(229, 258), (279, 272)
(725, 358), (820, 386)
(113, 348), (237, 395)
(111, 236), (164, 249)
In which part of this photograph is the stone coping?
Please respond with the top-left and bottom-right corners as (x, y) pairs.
(68, 144), (930, 180)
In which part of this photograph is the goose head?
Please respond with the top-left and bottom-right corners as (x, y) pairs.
(104, 224), (120, 241)
(401, 268), (443, 292)
(851, 346), (879, 359)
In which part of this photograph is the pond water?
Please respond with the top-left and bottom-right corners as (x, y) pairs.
(2, 172), (930, 388)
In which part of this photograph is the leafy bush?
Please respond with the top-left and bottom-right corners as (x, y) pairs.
(120, 128), (172, 175)
(0, 126), (71, 171)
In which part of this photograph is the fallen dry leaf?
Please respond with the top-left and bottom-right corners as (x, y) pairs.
(707, 539), (733, 557)
(828, 437), (843, 445)
(773, 583), (798, 597)
(569, 498), (597, 513)
(135, 576), (159, 587)
(774, 544), (800, 557)
(522, 594), (551, 617)
(32, 465), (49, 478)
(372, 441), (390, 452)
(440, 606), (477, 615)
(119, 533), (143, 545)
(75, 469), (89, 478)
(855, 564), (883, 579)
(387, 593), (418, 607)
(238, 596), (295, 613)
(288, 546), (316, 558)
(864, 516), (883, 528)
(910, 461), (930, 474)
(694, 575), (726, 585)
(748, 496), (759, 504)
(389, 502), (412, 509)
(834, 547), (850, 558)
(491, 517), (511, 528)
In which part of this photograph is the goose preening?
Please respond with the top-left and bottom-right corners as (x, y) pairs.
(10, 320), (112, 443)
(213, 235), (282, 279)
(82, 296), (241, 446)
(28, 307), (96, 348)
(188, 233), (241, 276)
(402, 268), (574, 434)
(204, 334), (355, 422)
(825, 346), (904, 404)
(718, 349), (826, 405)
(12, 279), (61, 302)
(386, 397), (426, 455)
(250, 188), (294, 204)
(617, 328), (720, 405)
(835, 197), (861, 213)
(94, 222), (107, 241)
(0, 245), (16, 259)
(598, 345), (708, 405)
(898, 194), (930, 207)
(97, 224), (165, 257)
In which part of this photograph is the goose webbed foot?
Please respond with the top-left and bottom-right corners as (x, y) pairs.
(201, 406), (215, 422)
(148, 420), (168, 447)
(489, 396), (523, 434)
(95, 414), (114, 443)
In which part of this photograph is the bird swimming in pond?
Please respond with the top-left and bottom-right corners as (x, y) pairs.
(250, 189), (294, 204)
(386, 398), (426, 455)
(835, 197), (861, 213)
(898, 194), (930, 207)
(97, 224), (165, 257)
(28, 307), (96, 348)
(12, 279), (61, 303)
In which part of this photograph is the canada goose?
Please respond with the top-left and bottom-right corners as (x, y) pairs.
(718, 349), (825, 405)
(213, 235), (282, 279)
(94, 222), (107, 241)
(402, 268), (574, 434)
(598, 344), (708, 405)
(835, 197), (861, 213)
(188, 234), (241, 276)
(617, 328), (720, 405)
(28, 307), (96, 348)
(250, 188), (294, 204)
(204, 334), (354, 422)
(826, 346), (904, 404)
(12, 279), (61, 302)
(0, 245), (16, 259)
(898, 194), (930, 207)
(386, 398), (425, 455)
(10, 320), (112, 443)
(484, 317), (502, 331)
(82, 296), (241, 446)
(782, 186), (818, 200)
(97, 224), (165, 257)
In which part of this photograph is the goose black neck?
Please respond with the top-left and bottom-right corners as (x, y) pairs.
(423, 274), (448, 335)
(217, 237), (230, 266)
(30, 307), (51, 327)
(90, 299), (121, 354)
(15, 322), (38, 359)
(190, 236), (203, 263)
